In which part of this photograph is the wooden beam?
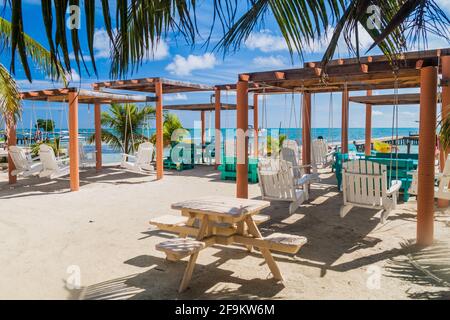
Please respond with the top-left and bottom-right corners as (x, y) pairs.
(365, 90), (373, 156)
(342, 87), (349, 154)
(302, 92), (312, 173)
(254, 94), (259, 158)
(239, 74), (250, 82)
(215, 89), (222, 169)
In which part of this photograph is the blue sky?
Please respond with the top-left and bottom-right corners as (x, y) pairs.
(2, 0), (450, 130)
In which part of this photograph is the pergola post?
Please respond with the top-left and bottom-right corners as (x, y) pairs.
(438, 56), (450, 208)
(302, 92), (312, 173)
(201, 111), (206, 164)
(68, 92), (80, 192)
(6, 113), (17, 185)
(236, 80), (249, 199)
(417, 66), (438, 246)
(365, 90), (373, 156)
(253, 94), (259, 158)
(342, 87), (349, 154)
(155, 80), (164, 180)
(94, 103), (102, 171)
(215, 89), (222, 169)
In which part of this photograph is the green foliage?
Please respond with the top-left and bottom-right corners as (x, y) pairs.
(150, 113), (186, 147)
(31, 138), (62, 157)
(88, 103), (156, 154)
(35, 119), (55, 132)
(439, 112), (450, 151)
(267, 134), (287, 156)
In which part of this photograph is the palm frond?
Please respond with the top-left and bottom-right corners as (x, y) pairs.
(386, 240), (450, 299)
(0, 17), (67, 84)
(0, 63), (21, 123)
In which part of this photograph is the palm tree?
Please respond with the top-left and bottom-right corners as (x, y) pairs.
(3, 1), (449, 78)
(88, 103), (156, 154)
(0, 16), (67, 137)
(150, 113), (187, 147)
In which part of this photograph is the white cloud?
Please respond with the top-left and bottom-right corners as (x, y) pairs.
(253, 56), (286, 68)
(245, 30), (288, 52)
(401, 111), (417, 117)
(67, 70), (80, 83)
(164, 93), (188, 102)
(166, 53), (217, 76)
(373, 111), (384, 116)
(93, 28), (169, 60)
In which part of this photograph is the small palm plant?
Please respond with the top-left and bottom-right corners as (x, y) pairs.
(439, 112), (450, 152)
(150, 113), (186, 147)
(88, 103), (156, 154)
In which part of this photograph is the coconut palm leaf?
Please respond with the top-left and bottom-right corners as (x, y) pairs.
(0, 17), (67, 84)
(386, 240), (450, 299)
(3, 0), (449, 78)
(0, 63), (21, 122)
(88, 103), (156, 154)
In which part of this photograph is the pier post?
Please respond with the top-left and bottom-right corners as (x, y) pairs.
(302, 92), (312, 173)
(365, 90), (373, 156)
(155, 80), (164, 180)
(341, 87), (349, 154)
(417, 66), (438, 246)
(94, 103), (102, 172)
(253, 94), (259, 158)
(6, 113), (17, 185)
(236, 79), (249, 199)
(438, 56), (450, 208)
(68, 92), (80, 192)
(215, 89), (221, 169)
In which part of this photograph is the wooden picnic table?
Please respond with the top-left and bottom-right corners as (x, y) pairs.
(151, 196), (307, 293)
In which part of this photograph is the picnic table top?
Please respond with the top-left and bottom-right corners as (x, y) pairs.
(171, 196), (270, 218)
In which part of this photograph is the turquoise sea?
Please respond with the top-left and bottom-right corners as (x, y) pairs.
(13, 127), (419, 164)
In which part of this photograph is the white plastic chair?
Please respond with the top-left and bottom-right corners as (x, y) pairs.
(39, 144), (70, 179)
(79, 143), (97, 168)
(121, 142), (155, 173)
(8, 146), (43, 177)
(341, 160), (402, 224)
(312, 139), (335, 168)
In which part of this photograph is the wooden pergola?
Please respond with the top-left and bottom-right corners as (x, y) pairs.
(234, 48), (450, 247)
(93, 78), (214, 180)
(8, 88), (152, 191)
(164, 103), (254, 165)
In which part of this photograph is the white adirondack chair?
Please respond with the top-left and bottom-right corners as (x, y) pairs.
(341, 160), (402, 224)
(39, 144), (70, 179)
(312, 139), (335, 168)
(8, 146), (43, 177)
(280, 146), (320, 186)
(121, 142), (155, 173)
(409, 155), (450, 199)
(258, 158), (309, 214)
(79, 144), (97, 168)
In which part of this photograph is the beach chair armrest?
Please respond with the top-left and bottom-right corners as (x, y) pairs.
(387, 181), (402, 195)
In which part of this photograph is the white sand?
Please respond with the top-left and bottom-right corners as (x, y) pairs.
(0, 166), (449, 300)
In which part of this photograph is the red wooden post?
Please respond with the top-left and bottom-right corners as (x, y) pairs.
(253, 94), (259, 158)
(302, 92), (312, 173)
(215, 89), (221, 169)
(438, 56), (450, 208)
(417, 66), (438, 246)
(341, 87), (349, 154)
(68, 92), (80, 191)
(6, 113), (17, 185)
(94, 103), (102, 171)
(155, 81), (164, 180)
(236, 80), (249, 199)
(365, 90), (373, 156)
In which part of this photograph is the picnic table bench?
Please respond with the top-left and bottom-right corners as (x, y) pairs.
(150, 196), (307, 293)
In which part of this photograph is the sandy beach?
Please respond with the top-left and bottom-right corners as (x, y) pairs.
(0, 166), (449, 300)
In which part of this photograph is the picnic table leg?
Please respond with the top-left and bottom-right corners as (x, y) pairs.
(178, 216), (210, 293)
(179, 252), (200, 293)
(245, 217), (284, 281)
(237, 221), (253, 252)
